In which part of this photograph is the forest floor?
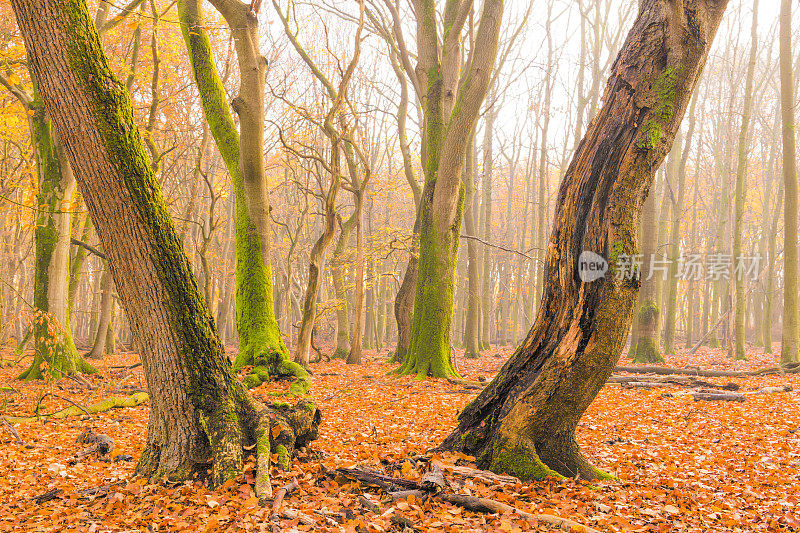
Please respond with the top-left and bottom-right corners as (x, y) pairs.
(0, 343), (798, 532)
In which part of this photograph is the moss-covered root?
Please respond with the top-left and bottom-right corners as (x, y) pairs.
(3, 392), (149, 423)
(254, 399), (320, 499)
(237, 348), (312, 395)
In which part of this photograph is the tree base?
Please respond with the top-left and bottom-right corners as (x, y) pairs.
(394, 349), (460, 379)
(332, 347), (350, 360)
(18, 345), (97, 381)
(234, 346), (311, 395)
(136, 396), (320, 499)
(632, 338), (664, 364)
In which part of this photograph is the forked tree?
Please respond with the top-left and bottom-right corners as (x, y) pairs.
(177, 0), (302, 389)
(395, 0), (504, 378)
(11, 0), (319, 497)
(441, 0), (729, 480)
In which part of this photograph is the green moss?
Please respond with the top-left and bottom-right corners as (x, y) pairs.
(395, 189), (464, 379)
(637, 299), (658, 325)
(637, 65), (682, 151)
(179, 0), (289, 376)
(487, 436), (563, 481)
(633, 336), (664, 364)
(274, 444), (290, 470)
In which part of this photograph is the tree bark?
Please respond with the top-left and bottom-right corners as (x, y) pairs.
(86, 265), (113, 359)
(633, 171), (664, 364)
(440, 0), (728, 479)
(11, 0), (320, 496)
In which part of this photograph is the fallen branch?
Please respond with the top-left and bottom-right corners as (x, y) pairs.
(279, 508), (316, 525)
(445, 465), (518, 485)
(692, 392), (745, 402)
(440, 493), (600, 533)
(53, 367), (96, 390)
(335, 467), (425, 491)
(32, 488), (63, 504)
(444, 377), (482, 390)
(746, 384), (793, 395)
(613, 365), (796, 378)
(4, 392), (149, 423)
(271, 477), (299, 519)
(382, 489), (427, 503)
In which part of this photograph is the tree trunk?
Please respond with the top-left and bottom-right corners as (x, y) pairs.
(348, 200), (365, 365)
(664, 95), (697, 354)
(780, 0), (800, 365)
(731, 0), (759, 360)
(480, 105), (495, 348)
(633, 174), (664, 364)
(464, 131), (482, 358)
(178, 0), (292, 387)
(398, 0), (504, 377)
(18, 95), (96, 380)
(440, 0), (728, 480)
(12, 0), (320, 497)
(332, 214), (355, 359)
(86, 265), (113, 359)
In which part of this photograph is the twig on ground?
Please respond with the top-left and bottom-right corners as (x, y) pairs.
(1, 417), (33, 448)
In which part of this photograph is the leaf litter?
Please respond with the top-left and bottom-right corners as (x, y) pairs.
(0, 344), (798, 532)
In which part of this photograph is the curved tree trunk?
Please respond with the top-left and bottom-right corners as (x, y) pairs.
(11, 0), (320, 497)
(441, 0), (728, 480)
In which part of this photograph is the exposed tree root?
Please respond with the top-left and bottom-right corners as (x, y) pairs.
(2, 392), (150, 423)
(236, 348), (312, 395)
(136, 393), (320, 499)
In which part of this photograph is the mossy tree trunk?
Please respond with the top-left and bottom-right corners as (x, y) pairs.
(178, 0), (293, 388)
(11, 0), (320, 497)
(15, 92), (95, 380)
(396, 0), (504, 378)
(440, 0), (728, 480)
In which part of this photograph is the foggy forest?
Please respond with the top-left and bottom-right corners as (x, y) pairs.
(0, 0), (799, 531)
